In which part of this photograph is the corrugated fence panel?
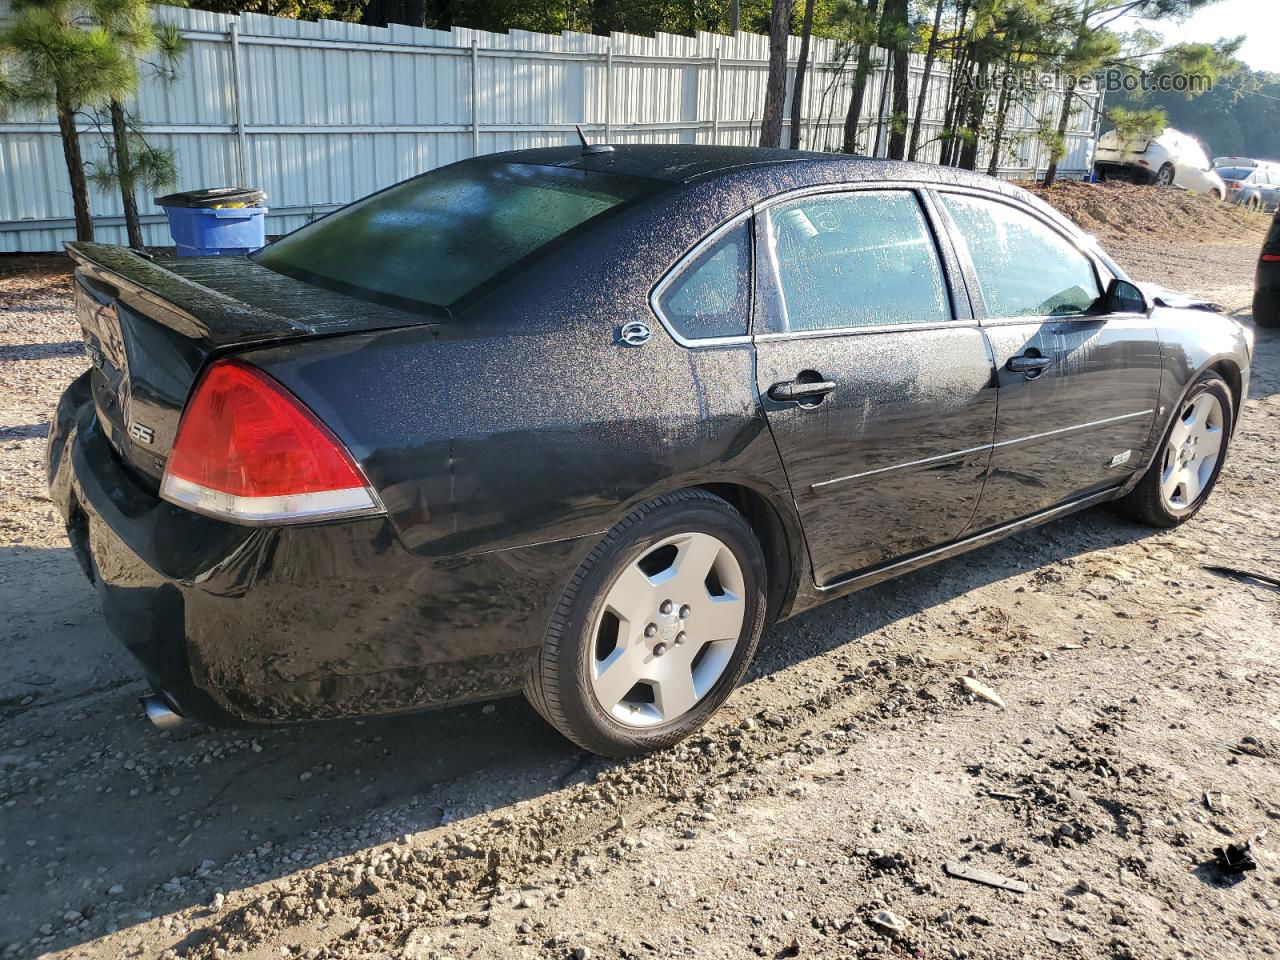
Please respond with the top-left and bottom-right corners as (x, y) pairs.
(0, 0), (1102, 252)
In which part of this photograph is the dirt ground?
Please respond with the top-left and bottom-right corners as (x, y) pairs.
(1, 198), (1278, 960)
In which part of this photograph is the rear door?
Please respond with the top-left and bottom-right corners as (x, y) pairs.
(752, 187), (997, 587)
(1258, 168), (1280, 209)
(934, 191), (1163, 531)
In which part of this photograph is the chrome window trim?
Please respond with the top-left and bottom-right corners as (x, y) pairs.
(648, 209), (755, 349)
(754, 318), (977, 342)
(752, 184), (963, 338)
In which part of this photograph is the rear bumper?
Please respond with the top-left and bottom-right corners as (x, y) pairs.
(48, 372), (586, 726)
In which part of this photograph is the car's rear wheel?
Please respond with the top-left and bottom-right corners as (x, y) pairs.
(525, 489), (767, 756)
(1155, 163), (1175, 187)
(1112, 372), (1232, 528)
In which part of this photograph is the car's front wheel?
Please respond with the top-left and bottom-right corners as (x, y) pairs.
(1113, 372), (1233, 527)
(525, 489), (767, 756)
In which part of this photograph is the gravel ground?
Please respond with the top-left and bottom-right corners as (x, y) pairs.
(1, 224), (1277, 960)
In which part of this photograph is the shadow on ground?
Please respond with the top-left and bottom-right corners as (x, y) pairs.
(0, 500), (1160, 953)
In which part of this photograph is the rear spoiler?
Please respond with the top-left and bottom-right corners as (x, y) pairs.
(65, 242), (311, 346)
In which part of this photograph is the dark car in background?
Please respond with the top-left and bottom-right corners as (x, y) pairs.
(49, 146), (1254, 757)
(1256, 206), (1280, 328)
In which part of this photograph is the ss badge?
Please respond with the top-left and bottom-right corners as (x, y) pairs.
(129, 421), (156, 445)
(619, 320), (652, 347)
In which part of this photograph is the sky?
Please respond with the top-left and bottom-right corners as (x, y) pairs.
(1118, 0), (1280, 74)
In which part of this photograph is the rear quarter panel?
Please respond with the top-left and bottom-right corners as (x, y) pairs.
(248, 185), (799, 564)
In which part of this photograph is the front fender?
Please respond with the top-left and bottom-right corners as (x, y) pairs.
(1122, 305), (1251, 492)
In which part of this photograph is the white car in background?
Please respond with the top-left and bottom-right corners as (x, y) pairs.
(1095, 127), (1225, 199)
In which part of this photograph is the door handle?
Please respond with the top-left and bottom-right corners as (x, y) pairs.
(1006, 352), (1052, 378)
(769, 377), (836, 403)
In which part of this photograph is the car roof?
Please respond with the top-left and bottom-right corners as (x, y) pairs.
(488, 143), (1008, 191)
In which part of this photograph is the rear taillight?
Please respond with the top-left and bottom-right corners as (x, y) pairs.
(160, 359), (382, 524)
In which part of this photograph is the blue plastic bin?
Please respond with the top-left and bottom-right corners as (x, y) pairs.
(155, 187), (268, 257)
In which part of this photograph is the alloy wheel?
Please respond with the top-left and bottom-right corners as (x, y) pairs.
(1160, 392), (1225, 512)
(589, 532), (746, 728)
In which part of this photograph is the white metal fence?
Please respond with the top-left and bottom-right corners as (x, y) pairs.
(0, 2), (1099, 252)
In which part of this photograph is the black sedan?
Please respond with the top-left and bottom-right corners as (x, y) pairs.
(1255, 205), (1280, 328)
(50, 145), (1253, 757)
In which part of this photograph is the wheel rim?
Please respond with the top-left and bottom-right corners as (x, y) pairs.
(589, 532), (746, 728)
(1160, 392), (1225, 512)
(1157, 167), (1173, 186)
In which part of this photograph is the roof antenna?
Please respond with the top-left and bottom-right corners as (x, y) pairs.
(575, 123), (615, 155)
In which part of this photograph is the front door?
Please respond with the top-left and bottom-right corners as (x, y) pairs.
(934, 191), (1163, 531)
(753, 188), (998, 587)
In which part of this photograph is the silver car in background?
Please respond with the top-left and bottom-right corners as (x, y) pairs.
(1213, 157), (1280, 211)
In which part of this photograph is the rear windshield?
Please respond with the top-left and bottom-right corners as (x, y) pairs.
(1215, 167), (1254, 180)
(252, 160), (662, 314)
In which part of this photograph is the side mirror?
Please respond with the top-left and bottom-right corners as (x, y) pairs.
(1099, 277), (1148, 314)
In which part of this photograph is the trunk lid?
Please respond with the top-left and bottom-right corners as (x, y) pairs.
(67, 242), (436, 486)
(1096, 129), (1152, 162)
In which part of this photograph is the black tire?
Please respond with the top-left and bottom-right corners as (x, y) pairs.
(1155, 163), (1175, 187)
(1112, 372), (1233, 528)
(524, 489), (767, 757)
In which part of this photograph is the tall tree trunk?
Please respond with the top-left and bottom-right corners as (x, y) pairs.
(1042, 76), (1077, 187)
(881, 0), (909, 160)
(759, 0), (794, 148)
(958, 59), (988, 170)
(907, 0), (946, 161)
(986, 84), (1012, 177)
(788, 0), (816, 149)
(729, 0), (740, 33)
(1044, 3), (1091, 187)
(56, 101), (93, 242)
(841, 0), (880, 154)
(940, 45), (973, 165)
(109, 100), (145, 251)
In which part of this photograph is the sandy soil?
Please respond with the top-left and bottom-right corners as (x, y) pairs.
(1, 215), (1277, 960)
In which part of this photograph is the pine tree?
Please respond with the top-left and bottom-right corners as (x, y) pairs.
(0, 0), (132, 241)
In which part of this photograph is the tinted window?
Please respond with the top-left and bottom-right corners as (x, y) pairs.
(942, 194), (1101, 317)
(1216, 167), (1254, 180)
(763, 190), (951, 333)
(253, 160), (662, 313)
(656, 222), (751, 340)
